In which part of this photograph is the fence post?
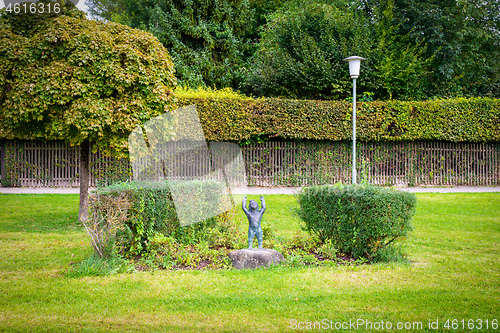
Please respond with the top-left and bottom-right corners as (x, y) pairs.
(0, 140), (5, 185)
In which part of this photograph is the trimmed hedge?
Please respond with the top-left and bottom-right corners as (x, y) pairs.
(88, 180), (230, 256)
(297, 184), (416, 261)
(177, 94), (500, 142)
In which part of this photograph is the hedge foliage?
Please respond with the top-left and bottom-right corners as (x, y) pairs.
(88, 180), (230, 257)
(177, 92), (500, 143)
(297, 184), (416, 261)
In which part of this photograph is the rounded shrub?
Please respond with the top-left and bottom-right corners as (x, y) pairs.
(297, 184), (416, 261)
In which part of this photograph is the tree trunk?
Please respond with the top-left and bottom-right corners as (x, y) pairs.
(78, 141), (90, 222)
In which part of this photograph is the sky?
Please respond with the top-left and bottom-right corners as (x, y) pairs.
(0, 1), (89, 13)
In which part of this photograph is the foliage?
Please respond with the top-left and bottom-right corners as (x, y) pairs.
(0, 0), (86, 36)
(143, 225), (241, 270)
(0, 11), (176, 157)
(361, 0), (500, 98)
(1, 141), (21, 187)
(90, 155), (132, 187)
(86, 0), (500, 99)
(369, 0), (433, 100)
(88, 0), (253, 89)
(178, 94), (500, 142)
(242, 2), (372, 100)
(245, 0), (289, 41)
(89, 180), (233, 257)
(175, 86), (251, 100)
(86, 0), (128, 22)
(88, 184), (396, 268)
(297, 184), (416, 261)
(242, 1), (432, 100)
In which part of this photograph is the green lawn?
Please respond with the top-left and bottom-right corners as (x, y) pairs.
(0, 193), (499, 332)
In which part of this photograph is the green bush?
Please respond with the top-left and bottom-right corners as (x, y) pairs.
(177, 92), (500, 143)
(297, 184), (416, 261)
(88, 180), (231, 257)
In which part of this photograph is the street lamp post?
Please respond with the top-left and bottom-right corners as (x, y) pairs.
(343, 56), (366, 184)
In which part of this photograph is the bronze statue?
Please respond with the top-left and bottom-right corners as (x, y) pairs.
(242, 196), (266, 249)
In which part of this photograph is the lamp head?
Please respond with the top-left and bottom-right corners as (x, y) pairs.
(343, 56), (367, 79)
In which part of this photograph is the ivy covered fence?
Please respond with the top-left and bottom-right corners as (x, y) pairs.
(1, 140), (499, 187)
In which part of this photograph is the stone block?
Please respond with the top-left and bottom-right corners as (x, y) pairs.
(229, 248), (284, 269)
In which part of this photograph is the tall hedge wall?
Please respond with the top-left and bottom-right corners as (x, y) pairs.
(177, 96), (500, 142)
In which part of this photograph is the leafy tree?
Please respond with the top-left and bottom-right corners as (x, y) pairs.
(362, 0), (500, 98)
(86, 0), (127, 21)
(369, 0), (433, 99)
(0, 3), (176, 221)
(245, 0), (288, 40)
(242, 2), (372, 100)
(243, 1), (430, 100)
(88, 0), (500, 98)
(86, 0), (253, 89)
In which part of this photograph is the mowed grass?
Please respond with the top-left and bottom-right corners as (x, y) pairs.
(0, 193), (499, 332)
